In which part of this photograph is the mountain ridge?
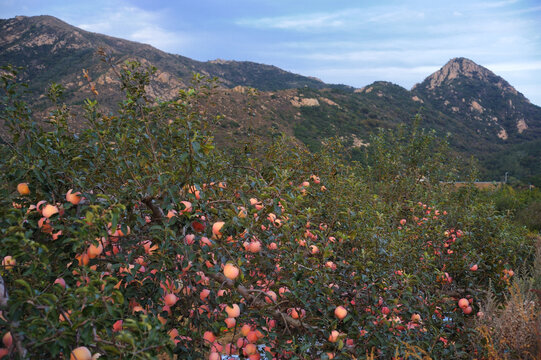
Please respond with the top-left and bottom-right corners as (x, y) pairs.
(0, 15), (330, 94)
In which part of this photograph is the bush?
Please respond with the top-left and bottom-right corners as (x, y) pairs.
(0, 62), (536, 359)
(516, 201), (541, 231)
(491, 185), (541, 230)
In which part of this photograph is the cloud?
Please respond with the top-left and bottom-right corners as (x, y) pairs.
(504, 4), (541, 15)
(281, 47), (475, 64)
(236, 7), (427, 32)
(291, 64), (441, 90)
(486, 61), (541, 72)
(475, 0), (519, 9)
(366, 10), (425, 23)
(314, 65), (440, 77)
(235, 10), (351, 31)
(76, 5), (191, 52)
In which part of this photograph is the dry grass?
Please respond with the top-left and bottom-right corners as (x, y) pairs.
(400, 342), (433, 360)
(474, 237), (541, 360)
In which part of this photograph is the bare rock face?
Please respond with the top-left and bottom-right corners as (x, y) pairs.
(470, 100), (484, 113)
(232, 85), (247, 94)
(319, 97), (339, 107)
(498, 128), (508, 140)
(418, 58), (517, 95)
(290, 97), (319, 107)
(424, 58), (501, 90)
(517, 119), (528, 133)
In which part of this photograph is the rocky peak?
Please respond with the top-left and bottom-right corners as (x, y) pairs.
(410, 57), (541, 145)
(434, 58), (490, 86)
(413, 57), (517, 95)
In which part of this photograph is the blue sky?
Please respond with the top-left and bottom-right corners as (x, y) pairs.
(2, 0), (541, 104)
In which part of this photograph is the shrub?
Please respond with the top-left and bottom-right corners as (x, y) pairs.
(0, 62), (536, 359)
(516, 201), (541, 231)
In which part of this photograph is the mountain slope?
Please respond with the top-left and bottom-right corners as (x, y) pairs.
(1, 16), (541, 184)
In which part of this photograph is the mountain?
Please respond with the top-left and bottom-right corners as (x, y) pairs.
(410, 58), (541, 182)
(0, 15), (328, 102)
(412, 57), (541, 146)
(1, 16), (540, 184)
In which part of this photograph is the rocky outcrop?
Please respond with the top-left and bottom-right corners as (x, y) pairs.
(319, 97), (339, 107)
(291, 97), (319, 107)
(517, 119), (528, 133)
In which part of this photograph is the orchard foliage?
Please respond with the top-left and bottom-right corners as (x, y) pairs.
(0, 63), (535, 359)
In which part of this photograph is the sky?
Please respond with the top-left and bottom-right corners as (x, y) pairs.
(1, 0), (541, 105)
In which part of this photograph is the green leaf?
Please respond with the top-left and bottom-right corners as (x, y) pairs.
(15, 279), (33, 296)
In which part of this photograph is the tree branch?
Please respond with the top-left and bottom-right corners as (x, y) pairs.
(142, 197), (165, 221)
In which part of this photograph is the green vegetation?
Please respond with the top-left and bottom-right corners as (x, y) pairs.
(0, 62), (539, 359)
(479, 139), (541, 186)
(490, 185), (541, 230)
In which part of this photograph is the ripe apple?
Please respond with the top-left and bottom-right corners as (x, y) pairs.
(223, 263), (240, 280)
(1, 256), (16, 270)
(17, 183), (30, 195)
(42, 204), (59, 218)
(203, 331), (216, 343)
(225, 304), (240, 318)
(70, 346), (92, 360)
(66, 189), (82, 205)
(164, 294), (178, 307)
(328, 330), (339, 343)
(87, 242), (103, 259)
(334, 306), (348, 320)
(212, 221), (225, 239)
(2, 332), (12, 348)
(244, 343), (257, 355)
(54, 278), (66, 289)
(224, 317), (236, 328)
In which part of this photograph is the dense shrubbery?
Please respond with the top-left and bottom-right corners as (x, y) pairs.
(0, 63), (538, 359)
(491, 185), (541, 231)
